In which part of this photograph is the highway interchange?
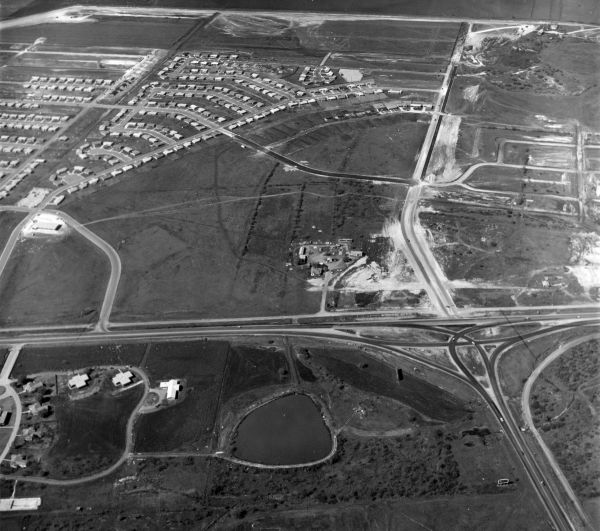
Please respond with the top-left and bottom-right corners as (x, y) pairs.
(0, 7), (599, 530)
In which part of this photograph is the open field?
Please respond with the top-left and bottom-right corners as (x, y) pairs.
(465, 167), (577, 197)
(62, 139), (320, 321)
(5, 0), (600, 24)
(420, 202), (598, 307)
(42, 381), (143, 479)
(451, 29), (600, 129)
(530, 338), (600, 526)
(61, 137), (403, 321)
(0, 231), (109, 326)
(134, 340), (229, 453)
(497, 325), (598, 399)
(0, 16), (197, 48)
(10, 343), (148, 377)
(221, 344), (290, 402)
(0, 211), (25, 248)
(274, 113), (429, 177)
(299, 344), (469, 422)
(0, 334), (557, 529)
(244, 491), (550, 530)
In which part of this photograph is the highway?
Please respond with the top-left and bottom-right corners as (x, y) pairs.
(0, 9), (597, 527)
(521, 333), (599, 531)
(398, 24), (466, 317)
(486, 323), (599, 531)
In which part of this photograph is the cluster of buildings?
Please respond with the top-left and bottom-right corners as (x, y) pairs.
(158, 52), (240, 79)
(99, 50), (163, 102)
(294, 239), (364, 277)
(51, 165), (94, 187)
(22, 212), (65, 236)
(0, 158), (46, 199)
(373, 99), (434, 113)
(0, 112), (69, 132)
(299, 65), (336, 85)
(77, 141), (140, 164)
(24, 75), (114, 104)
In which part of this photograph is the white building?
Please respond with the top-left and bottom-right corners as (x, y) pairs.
(22, 213), (65, 236)
(112, 370), (134, 387)
(68, 373), (89, 390)
(160, 379), (182, 400)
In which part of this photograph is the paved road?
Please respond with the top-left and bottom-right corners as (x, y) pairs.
(0, 345), (23, 465)
(398, 24), (466, 317)
(0, 367), (149, 487)
(487, 324), (597, 531)
(521, 333), (599, 530)
(51, 211), (122, 332)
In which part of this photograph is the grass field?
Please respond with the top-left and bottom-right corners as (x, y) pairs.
(302, 344), (469, 422)
(62, 139), (322, 321)
(134, 340), (229, 453)
(0, 211), (25, 249)
(0, 17), (197, 48)
(41, 381), (143, 479)
(10, 343), (148, 377)
(61, 137), (403, 321)
(275, 113), (429, 178)
(530, 339), (600, 525)
(0, 232), (109, 326)
(221, 344), (290, 402)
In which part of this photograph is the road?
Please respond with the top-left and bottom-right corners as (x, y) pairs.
(51, 211), (122, 332)
(486, 324), (597, 531)
(0, 10), (597, 526)
(398, 24), (466, 317)
(521, 333), (599, 530)
(0, 366), (150, 487)
(0, 345), (23, 465)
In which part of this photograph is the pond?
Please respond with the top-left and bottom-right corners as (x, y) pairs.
(232, 393), (332, 466)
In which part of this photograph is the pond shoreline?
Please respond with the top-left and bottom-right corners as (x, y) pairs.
(228, 390), (337, 469)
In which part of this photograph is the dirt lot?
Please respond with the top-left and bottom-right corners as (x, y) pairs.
(420, 202), (595, 307)
(451, 30), (600, 129)
(0, 232), (109, 326)
(530, 338), (600, 525)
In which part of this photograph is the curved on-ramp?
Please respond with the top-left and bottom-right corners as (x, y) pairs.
(521, 333), (599, 531)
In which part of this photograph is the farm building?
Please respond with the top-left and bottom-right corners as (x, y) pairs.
(0, 409), (10, 426)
